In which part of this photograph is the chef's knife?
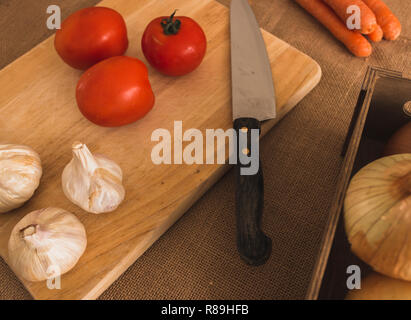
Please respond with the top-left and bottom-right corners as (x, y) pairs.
(230, 0), (277, 265)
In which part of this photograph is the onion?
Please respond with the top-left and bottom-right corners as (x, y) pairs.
(384, 122), (411, 156)
(344, 154), (411, 280)
(346, 272), (411, 300)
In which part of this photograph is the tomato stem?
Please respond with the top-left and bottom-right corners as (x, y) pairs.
(161, 10), (181, 35)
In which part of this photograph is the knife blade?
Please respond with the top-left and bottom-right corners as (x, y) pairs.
(230, 0), (276, 266)
(231, 0), (277, 121)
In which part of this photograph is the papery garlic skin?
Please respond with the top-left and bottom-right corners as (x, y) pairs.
(62, 142), (125, 214)
(8, 208), (87, 282)
(344, 154), (411, 281)
(0, 144), (42, 213)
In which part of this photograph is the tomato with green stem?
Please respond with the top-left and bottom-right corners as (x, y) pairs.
(141, 11), (207, 76)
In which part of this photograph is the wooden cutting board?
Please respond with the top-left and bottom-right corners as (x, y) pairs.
(0, 0), (321, 299)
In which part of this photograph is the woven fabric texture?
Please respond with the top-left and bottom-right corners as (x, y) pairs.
(0, 0), (410, 300)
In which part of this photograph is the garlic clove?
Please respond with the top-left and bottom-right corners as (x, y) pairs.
(0, 144), (42, 213)
(8, 208), (87, 282)
(62, 142), (125, 214)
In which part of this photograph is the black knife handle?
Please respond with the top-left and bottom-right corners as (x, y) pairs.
(234, 118), (272, 266)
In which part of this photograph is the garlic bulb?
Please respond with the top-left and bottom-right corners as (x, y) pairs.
(8, 208), (87, 282)
(344, 154), (411, 280)
(0, 144), (42, 213)
(62, 142), (125, 214)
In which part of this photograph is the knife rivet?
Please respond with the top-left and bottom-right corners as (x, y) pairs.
(240, 127), (248, 133)
(242, 148), (250, 155)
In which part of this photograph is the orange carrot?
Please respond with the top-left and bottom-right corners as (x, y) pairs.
(367, 24), (383, 42)
(295, 0), (372, 57)
(323, 0), (377, 34)
(362, 0), (401, 40)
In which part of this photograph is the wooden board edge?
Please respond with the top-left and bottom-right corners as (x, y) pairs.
(81, 164), (232, 300)
(263, 58), (322, 135)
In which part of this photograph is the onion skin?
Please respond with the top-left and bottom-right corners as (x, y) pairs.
(384, 122), (411, 156)
(344, 154), (411, 281)
(346, 272), (411, 300)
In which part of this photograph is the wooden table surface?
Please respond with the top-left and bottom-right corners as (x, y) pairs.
(0, 0), (410, 300)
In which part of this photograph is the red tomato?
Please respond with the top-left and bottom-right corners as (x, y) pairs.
(55, 7), (128, 70)
(141, 11), (207, 76)
(76, 56), (155, 127)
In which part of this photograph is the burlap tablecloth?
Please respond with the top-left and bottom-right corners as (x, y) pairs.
(0, 0), (410, 300)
